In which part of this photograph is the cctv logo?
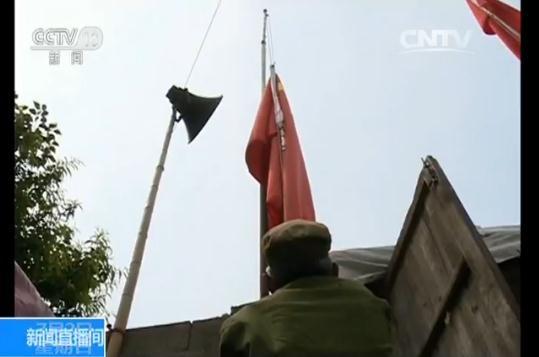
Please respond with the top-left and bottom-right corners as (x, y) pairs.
(31, 27), (103, 65)
(32, 27), (103, 50)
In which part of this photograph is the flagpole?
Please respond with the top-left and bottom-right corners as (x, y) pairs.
(260, 8), (269, 298)
(107, 107), (177, 357)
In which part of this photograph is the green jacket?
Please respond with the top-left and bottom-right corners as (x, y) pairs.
(219, 276), (394, 357)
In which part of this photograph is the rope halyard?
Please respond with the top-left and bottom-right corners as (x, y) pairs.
(184, 0), (223, 87)
(267, 16), (277, 66)
(270, 64), (286, 151)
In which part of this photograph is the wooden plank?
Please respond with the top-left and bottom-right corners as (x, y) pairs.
(388, 219), (456, 356)
(420, 194), (520, 355)
(421, 187), (519, 353)
(418, 257), (470, 357)
(385, 174), (429, 292)
(432, 273), (504, 356)
(412, 219), (454, 303)
(389, 245), (430, 357)
(385, 176), (449, 356)
(426, 156), (519, 355)
(425, 156), (519, 321)
(423, 189), (519, 326)
(420, 204), (462, 271)
(385, 168), (458, 357)
(385, 156), (520, 357)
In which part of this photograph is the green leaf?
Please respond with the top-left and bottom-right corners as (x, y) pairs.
(34, 101), (41, 110)
(14, 98), (124, 317)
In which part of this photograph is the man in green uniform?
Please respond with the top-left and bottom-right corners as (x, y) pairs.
(219, 219), (394, 357)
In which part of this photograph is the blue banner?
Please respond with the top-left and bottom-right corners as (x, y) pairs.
(0, 318), (105, 357)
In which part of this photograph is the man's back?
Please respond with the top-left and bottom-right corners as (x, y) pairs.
(220, 276), (394, 357)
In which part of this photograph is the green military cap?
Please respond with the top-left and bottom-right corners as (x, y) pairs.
(263, 219), (332, 274)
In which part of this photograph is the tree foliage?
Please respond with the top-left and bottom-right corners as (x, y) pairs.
(15, 96), (123, 317)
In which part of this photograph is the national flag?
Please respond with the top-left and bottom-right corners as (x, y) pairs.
(466, 0), (521, 59)
(245, 68), (316, 229)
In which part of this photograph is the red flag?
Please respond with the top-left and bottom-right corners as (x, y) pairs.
(246, 70), (316, 229)
(466, 0), (521, 59)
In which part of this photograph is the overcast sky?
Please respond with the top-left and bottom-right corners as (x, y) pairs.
(16, 0), (520, 328)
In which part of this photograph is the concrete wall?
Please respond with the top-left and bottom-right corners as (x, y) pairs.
(108, 315), (229, 357)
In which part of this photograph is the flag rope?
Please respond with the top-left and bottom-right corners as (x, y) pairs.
(184, 0), (223, 87)
(268, 16), (276, 66)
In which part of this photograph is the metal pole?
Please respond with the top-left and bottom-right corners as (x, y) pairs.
(260, 8), (269, 298)
(107, 107), (177, 357)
